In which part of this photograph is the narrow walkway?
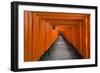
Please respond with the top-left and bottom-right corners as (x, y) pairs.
(39, 35), (83, 61)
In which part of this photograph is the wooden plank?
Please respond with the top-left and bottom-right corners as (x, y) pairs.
(28, 12), (33, 61)
(24, 11), (29, 61)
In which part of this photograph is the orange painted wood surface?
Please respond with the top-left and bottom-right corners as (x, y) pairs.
(24, 11), (90, 61)
(24, 11), (58, 61)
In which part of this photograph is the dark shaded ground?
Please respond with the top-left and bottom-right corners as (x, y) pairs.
(39, 35), (83, 61)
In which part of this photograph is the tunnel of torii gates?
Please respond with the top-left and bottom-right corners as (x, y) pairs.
(24, 11), (90, 61)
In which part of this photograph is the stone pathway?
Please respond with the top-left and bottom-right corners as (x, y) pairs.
(39, 35), (83, 61)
